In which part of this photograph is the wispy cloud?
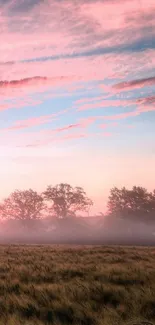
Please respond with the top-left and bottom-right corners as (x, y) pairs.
(0, 3), (155, 150)
(77, 98), (134, 111)
(0, 76), (73, 90)
(102, 111), (139, 121)
(0, 76), (47, 88)
(114, 76), (155, 91)
(1, 109), (73, 131)
(5, 115), (57, 131)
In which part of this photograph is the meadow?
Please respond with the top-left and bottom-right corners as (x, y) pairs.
(0, 245), (155, 325)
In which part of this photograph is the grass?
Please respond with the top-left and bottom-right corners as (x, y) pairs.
(0, 245), (155, 325)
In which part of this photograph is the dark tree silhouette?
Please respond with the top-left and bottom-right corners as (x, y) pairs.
(43, 183), (93, 218)
(107, 186), (155, 222)
(0, 189), (45, 228)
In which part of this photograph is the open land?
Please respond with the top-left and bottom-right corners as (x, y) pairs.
(0, 245), (154, 325)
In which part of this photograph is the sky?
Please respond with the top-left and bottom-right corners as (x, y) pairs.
(0, 0), (155, 214)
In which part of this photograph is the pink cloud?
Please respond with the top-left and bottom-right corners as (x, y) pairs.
(5, 115), (57, 131)
(57, 133), (87, 141)
(114, 76), (155, 91)
(0, 48), (155, 108)
(52, 124), (81, 134)
(0, 76), (48, 88)
(81, 0), (155, 43)
(75, 95), (155, 124)
(1, 109), (74, 131)
(1, 1), (155, 136)
(0, 0), (155, 86)
(75, 95), (104, 105)
(4, 49), (155, 84)
(0, 93), (71, 114)
(0, 76), (73, 91)
(19, 130), (113, 148)
(100, 122), (118, 128)
(1, 0), (155, 93)
(0, 55), (117, 84)
(136, 95), (155, 113)
(0, 74), (77, 107)
(79, 116), (98, 127)
(0, 115), (112, 148)
(1, 0), (153, 67)
(21, 133), (88, 148)
(136, 95), (155, 106)
(102, 111), (139, 120)
(0, 97), (43, 112)
(77, 98), (134, 111)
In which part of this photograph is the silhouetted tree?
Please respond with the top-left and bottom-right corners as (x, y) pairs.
(108, 187), (127, 216)
(107, 186), (155, 222)
(43, 183), (93, 218)
(0, 189), (45, 229)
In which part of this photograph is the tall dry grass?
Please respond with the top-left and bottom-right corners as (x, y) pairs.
(0, 245), (154, 325)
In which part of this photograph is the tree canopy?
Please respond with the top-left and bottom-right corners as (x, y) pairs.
(108, 186), (155, 222)
(0, 189), (45, 228)
(43, 183), (93, 218)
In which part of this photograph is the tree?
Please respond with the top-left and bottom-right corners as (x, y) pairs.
(43, 183), (93, 218)
(107, 187), (128, 216)
(0, 189), (45, 229)
(107, 186), (155, 222)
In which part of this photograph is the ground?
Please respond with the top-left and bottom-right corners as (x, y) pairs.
(0, 245), (155, 325)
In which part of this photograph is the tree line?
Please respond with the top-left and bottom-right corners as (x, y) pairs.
(0, 183), (155, 244)
(0, 184), (92, 225)
(108, 186), (155, 222)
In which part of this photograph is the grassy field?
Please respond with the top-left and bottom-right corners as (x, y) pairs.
(0, 245), (155, 325)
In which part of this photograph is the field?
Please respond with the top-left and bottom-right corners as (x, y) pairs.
(0, 245), (155, 325)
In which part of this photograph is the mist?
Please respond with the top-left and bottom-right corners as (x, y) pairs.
(0, 183), (154, 245)
(0, 214), (154, 246)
